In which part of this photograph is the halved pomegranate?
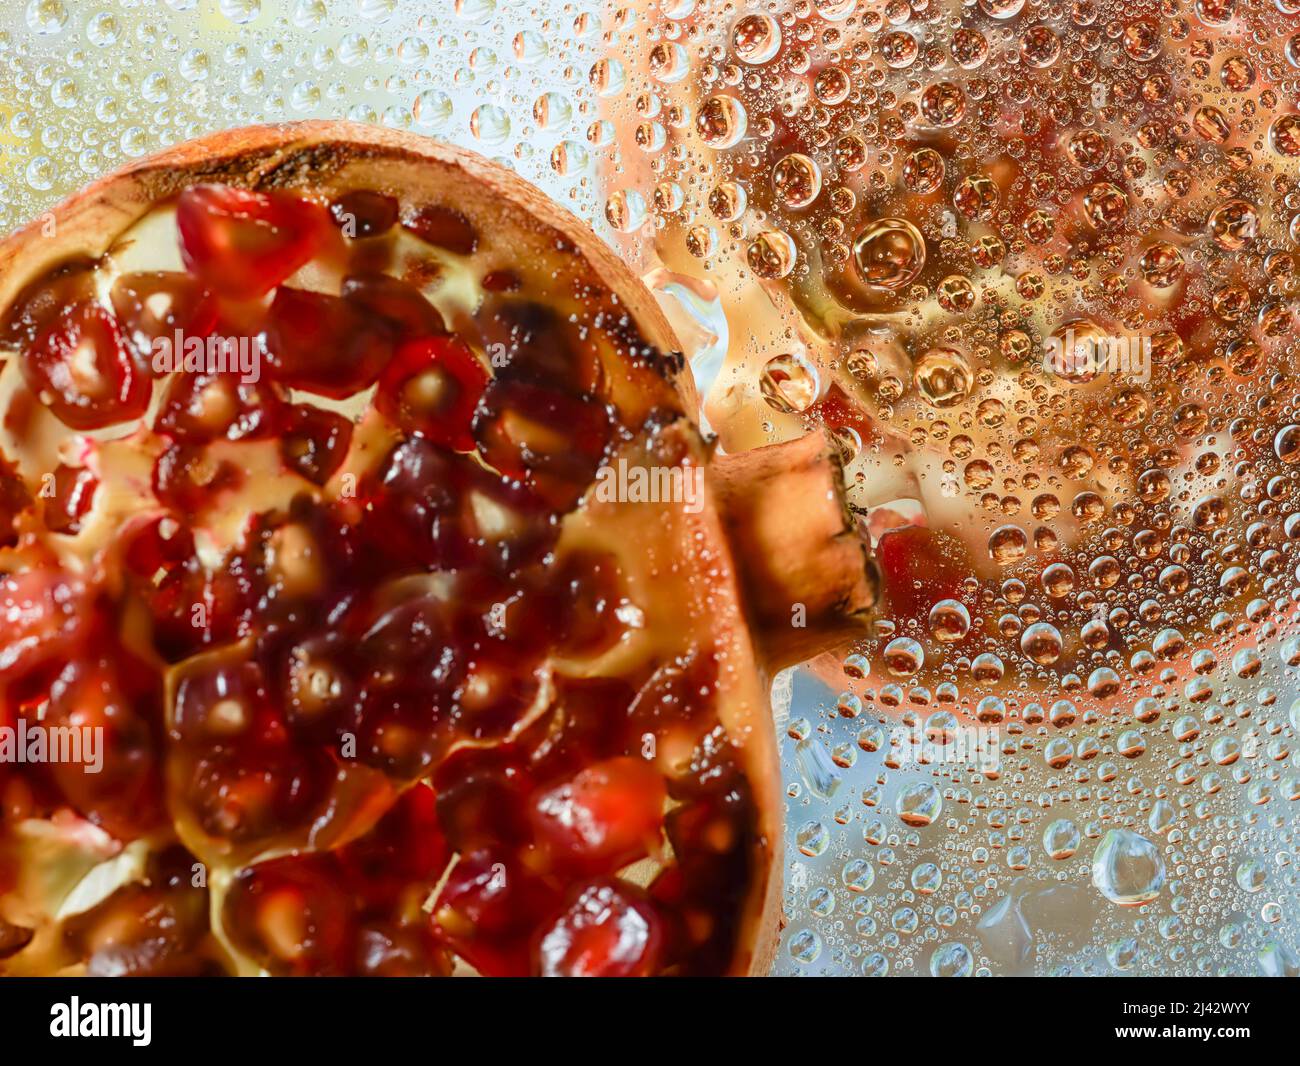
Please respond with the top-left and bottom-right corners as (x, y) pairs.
(0, 123), (880, 979)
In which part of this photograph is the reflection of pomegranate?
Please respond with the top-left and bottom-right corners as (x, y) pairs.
(0, 123), (880, 976)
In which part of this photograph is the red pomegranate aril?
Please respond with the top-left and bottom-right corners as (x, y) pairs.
(171, 652), (270, 745)
(341, 273), (445, 339)
(462, 464), (559, 574)
(263, 287), (396, 398)
(0, 456), (31, 547)
(42, 463), (99, 535)
(186, 745), (333, 846)
(453, 570), (552, 657)
(223, 855), (355, 976)
(110, 271), (218, 371)
(154, 369), (284, 443)
(359, 438), (475, 571)
(0, 257), (98, 349)
(119, 512), (196, 582)
(434, 752), (535, 851)
(282, 634), (356, 741)
(546, 550), (630, 657)
(529, 756), (666, 875)
(874, 525), (973, 628)
(64, 847), (210, 976)
(233, 498), (357, 628)
(153, 441), (244, 513)
(337, 784), (447, 910)
(280, 403), (353, 485)
(375, 336), (487, 450)
(0, 558), (87, 680)
(352, 684), (455, 781)
(43, 654), (163, 840)
(527, 676), (638, 777)
(117, 517), (241, 661)
(356, 922), (451, 977)
(533, 880), (663, 978)
(23, 301), (150, 431)
(452, 647), (547, 745)
(430, 850), (559, 977)
(176, 184), (331, 301)
(473, 379), (613, 504)
(401, 204), (478, 255)
(475, 300), (601, 393)
(330, 191), (400, 239)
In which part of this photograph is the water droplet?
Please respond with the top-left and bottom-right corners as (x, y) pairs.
(1091, 829), (1165, 905)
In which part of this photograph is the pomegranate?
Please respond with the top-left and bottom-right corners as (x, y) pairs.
(0, 122), (879, 977)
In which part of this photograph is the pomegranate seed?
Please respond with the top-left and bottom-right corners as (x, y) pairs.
(223, 855), (355, 976)
(375, 336), (487, 450)
(338, 784), (448, 909)
(341, 274), (445, 339)
(874, 525), (972, 627)
(185, 746), (334, 846)
(0, 257), (98, 350)
(232, 498), (357, 629)
(116, 515), (242, 660)
(430, 850), (559, 977)
(110, 271), (218, 371)
(0, 455), (31, 548)
(544, 550), (630, 657)
(281, 634), (357, 742)
(0, 560), (87, 680)
(43, 654), (163, 840)
(280, 404), (354, 485)
(263, 287), (396, 398)
(63, 846), (211, 976)
(533, 880), (663, 977)
(154, 369), (284, 442)
(529, 676), (638, 777)
(176, 184), (331, 300)
(330, 191), (400, 239)
(153, 441), (244, 513)
(356, 923), (450, 977)
(434, 750), (535, 851)
(401, 205), (478, 255)
(472, 378), (613, 508)
(475, 300), (601, 393)
(359, 438), (475, 571)
(171, 653), (270, 745)
(529, 756), (666, 874)
(42, 463), (98, 535)
(22, 301), (149, 431)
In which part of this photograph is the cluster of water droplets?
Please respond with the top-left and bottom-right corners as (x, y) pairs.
(0, 0), (608, 232)
(590, 0), (1300, 975)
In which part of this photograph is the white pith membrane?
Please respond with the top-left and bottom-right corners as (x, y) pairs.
(0, 186), (766, 977)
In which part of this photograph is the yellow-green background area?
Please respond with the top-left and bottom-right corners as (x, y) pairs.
(0, 0), (605, 237)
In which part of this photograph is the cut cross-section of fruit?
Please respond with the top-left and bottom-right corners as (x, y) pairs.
(0, 122), (880, 977)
